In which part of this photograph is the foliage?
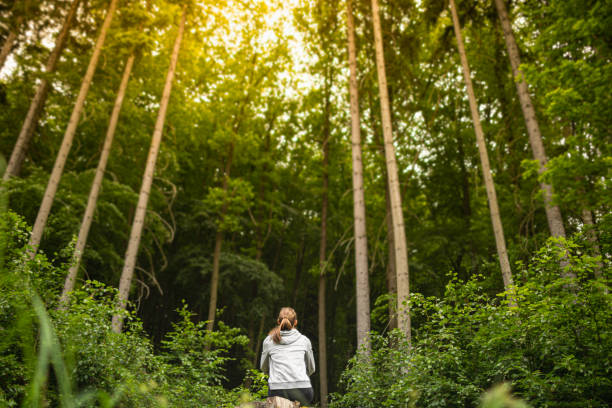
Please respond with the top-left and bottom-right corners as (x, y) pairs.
(0, 211), (254, 407)
(0, 0), (610, 405)
(331, 236), (611, 408)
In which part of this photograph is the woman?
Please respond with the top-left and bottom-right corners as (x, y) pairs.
(260, 307), (316, 405)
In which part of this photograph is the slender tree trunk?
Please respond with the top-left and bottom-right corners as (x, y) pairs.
(252, 313), (265, 366)
(292, 234), (305, 305)
(384, 184), (397, 329)
(0, 17), (22, 72)
(112, 7), (186, 333)
(450, 0), (515, 298)
(317, 66), (331, 408)
(207, 229), (224, 331)
(3, 0), (81, 180)
(370, 0), (411, 342)
(347, 0), (371, 351)
(581, 208), (603, 280)
(59, 52), (136, 307)
(27, 0), (118, 256)
(493, 0), (566, 239)
(206, 142), (234, 332)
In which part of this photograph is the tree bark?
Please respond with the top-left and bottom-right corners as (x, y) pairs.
(112, 7), (186, 333)
(0, 17), (21, 72)
(384, 184), (397, 329)
(493, 0), (566, 239)
(450, 0), (515, 300)
(3, 0), (81, 180)
(370, 0), (411, 342)
(252, 313), (265, 366)
(59, 51), (136, 307)
(581, 208), (603, 281)
(206, 142), (234, 332)
(27, 0), (118, 256)
(317, 62), (331, 407)
(347, 0), (371, 351)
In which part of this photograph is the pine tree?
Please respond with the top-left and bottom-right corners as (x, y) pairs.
(370, 0), (411, 341)
(3, 0), (81, 180)
(347, 0), (371, 351)
(59, 51), (136, 307)
(493, 0), (566, 239)
(26, 0), (119, 256)
(449, 0), (514, 299)
(112, 5), (187, 333)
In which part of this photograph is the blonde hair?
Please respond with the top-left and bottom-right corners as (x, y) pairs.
(269, 307), (297, 344)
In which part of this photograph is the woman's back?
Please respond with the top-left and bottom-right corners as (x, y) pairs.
(260, 307), (315, 405)
(262, 329), (315, 387)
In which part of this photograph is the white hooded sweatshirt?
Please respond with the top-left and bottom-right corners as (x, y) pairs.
(260, 329), (316, 390)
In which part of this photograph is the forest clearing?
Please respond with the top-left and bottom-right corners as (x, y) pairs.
(0, 0), (610, 406)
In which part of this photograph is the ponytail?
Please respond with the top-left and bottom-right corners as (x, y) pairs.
(269, 307), (297, 344)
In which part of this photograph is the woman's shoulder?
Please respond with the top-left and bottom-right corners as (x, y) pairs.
(297, 332), (312, 347)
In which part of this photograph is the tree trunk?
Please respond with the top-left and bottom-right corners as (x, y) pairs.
(370, 0), (411, 342)
(493, 0), (566, 239)
(0, 17), (21, 72)
(252, 313), (265, 366)
(3, 0), (81, 180)
(581, 208), (603, 280)
(384, 184), (397, 329)
(347, 0), (371, 351)
(112, 7), (186, 333)
(450, 0), (515, 300)
(317, 62), (331, 407)
(27, 0), (118, 256)
(206, 142), (234, 332)
(59, 51), (136, 307)
(207, 229), (224, 331)
(291, 234), (305, 305)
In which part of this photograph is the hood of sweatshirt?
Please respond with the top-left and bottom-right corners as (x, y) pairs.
(279, 329), (302, 345)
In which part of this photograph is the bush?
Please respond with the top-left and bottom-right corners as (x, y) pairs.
(332, 237), (611, 408)
(0, 211), (253, 407)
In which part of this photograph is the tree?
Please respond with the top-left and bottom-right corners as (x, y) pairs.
(449, 0), (514, 296)
(112, 4), (187, 333)
(0, 15), (20, 71)
(59, 50), (136, 307)
(26, 0), (118, 256)
(493, 0), (566, 239)
(369, 0), (411, 341)
(3, 0), (81, 179)
(346, 0), (371, 351)
(317, 82), (329, 406)
(206, 142), (234, 333)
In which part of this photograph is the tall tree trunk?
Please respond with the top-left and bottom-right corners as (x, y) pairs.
(27, 0), (118, 256)
(450, 0), (515, 298)
(291, 234), (305, 305)
(347, 0), (371, 351)
(0, 16), (22, 72)
(317, 66), (331, 408)
(581, 208), (603, 280)
(3, 0), (80, 180)
(206, 142), (234, 332)
(59, 51), (136, 307)
(384, 184), (397, 329)
(112, 7), (186, 333)
(252, 313), (265, 366)
(369, 0), (411, 342)
(493, 0), (566, 239)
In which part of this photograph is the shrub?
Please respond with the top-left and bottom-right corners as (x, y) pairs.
(0, 211), (253, 407)
(332, 237), (611, 408)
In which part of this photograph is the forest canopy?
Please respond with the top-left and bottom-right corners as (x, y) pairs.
(0, 0), (610, 407)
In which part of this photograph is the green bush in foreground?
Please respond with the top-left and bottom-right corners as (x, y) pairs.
(332, 238), (610, 408)
(0, 211), (253, 407)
